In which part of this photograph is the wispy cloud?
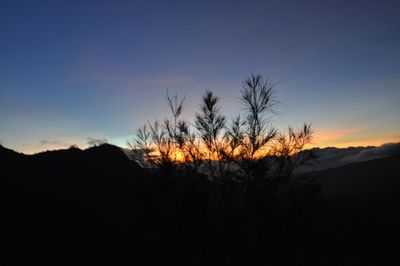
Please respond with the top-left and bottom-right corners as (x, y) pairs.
(298, 142), (400, 173)
(341, 142), (400, 163)
(87, 137), (108, 146)
(18, 139), (76, 154)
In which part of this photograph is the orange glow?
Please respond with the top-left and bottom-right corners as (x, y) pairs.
(318, 137), (400, 148)
(17, 141), (87, 155)
(171, 149), (186, 162)
(138, 129), (400, 163)
(147, 147), (187, 162)
(14, 130), (400, 156)
(147, 143), (274, 162)
(312, 128), (400, 148)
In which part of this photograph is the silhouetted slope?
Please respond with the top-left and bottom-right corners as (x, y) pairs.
(1, 145), (224, 265)
(300, 155), (400, 265)
(1, 144), (149, 265)
(1, 144), (400, 265)
(314, 155), (400, 209)
(30, 143), (142, 174)
(0, 144), (27, 163)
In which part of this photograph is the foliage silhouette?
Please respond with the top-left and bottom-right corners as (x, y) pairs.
(195, 90), (227, 181)
(128, 73), (318, 263)
(2, 126), (400, 265)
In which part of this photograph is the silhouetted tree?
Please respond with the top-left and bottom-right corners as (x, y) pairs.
(273, 123), (314, 178)
(127, 123), (152, 167)
(223, 74), (277, 178)
(128, 90), (186, 176)
(128, 73), (316, 263)
(270, 123), (316, 204)
(219, 74), (278, 259)
(175, 120), (204, 174)
(195, 90), (227, 181)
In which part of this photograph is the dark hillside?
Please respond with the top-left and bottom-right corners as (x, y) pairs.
(1, 145), (400, 265)
(315, 154), (400, 209)
(305, 155), (400, 265)
(0, 144), (226, 265)
(1, 144), (148, 264)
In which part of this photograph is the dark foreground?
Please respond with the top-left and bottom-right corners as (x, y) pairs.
(1, 144), (400, 265)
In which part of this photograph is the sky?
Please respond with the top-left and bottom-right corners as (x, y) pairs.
(1, 0), (400, 153)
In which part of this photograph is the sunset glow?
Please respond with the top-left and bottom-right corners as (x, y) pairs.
(1, 1), (399, 154)
(2, 2), (400, 264)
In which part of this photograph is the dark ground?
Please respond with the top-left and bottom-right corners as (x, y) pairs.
(1, 144), (399, 265)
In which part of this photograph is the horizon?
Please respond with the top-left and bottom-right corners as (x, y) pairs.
(1, 1), (400, 153)
(3, 140), (400, 156)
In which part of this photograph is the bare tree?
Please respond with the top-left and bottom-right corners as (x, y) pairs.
(176, 120), (204, 173)
(195, 90), (227, 181)
(223, 74), (277, 183)
(164, 90), (185, 144)
(128, 90), (186, 176)
(221, 74), (279, 259)
(164, 90), (206, 174)
(270, 123), (315, 200)
(127, 123), (152, 167)
(127, 74), (316, 263)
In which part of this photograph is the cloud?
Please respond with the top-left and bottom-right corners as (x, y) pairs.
(39, 140), (70, 146)
(15, 139), (76, 154)
(298, 142), (400, 173)
(342, 142), (400, 163)
(87, 137), (108, 147)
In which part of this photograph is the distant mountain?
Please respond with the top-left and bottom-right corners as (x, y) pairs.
(1, 143), (143, 178)
(1, 143), (146, 207)
(0, 143), (150, 265)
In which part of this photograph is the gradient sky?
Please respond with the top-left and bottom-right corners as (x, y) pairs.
(1, 0), (400, 153)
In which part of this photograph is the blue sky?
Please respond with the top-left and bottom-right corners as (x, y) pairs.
(1, 0), (400, 153)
